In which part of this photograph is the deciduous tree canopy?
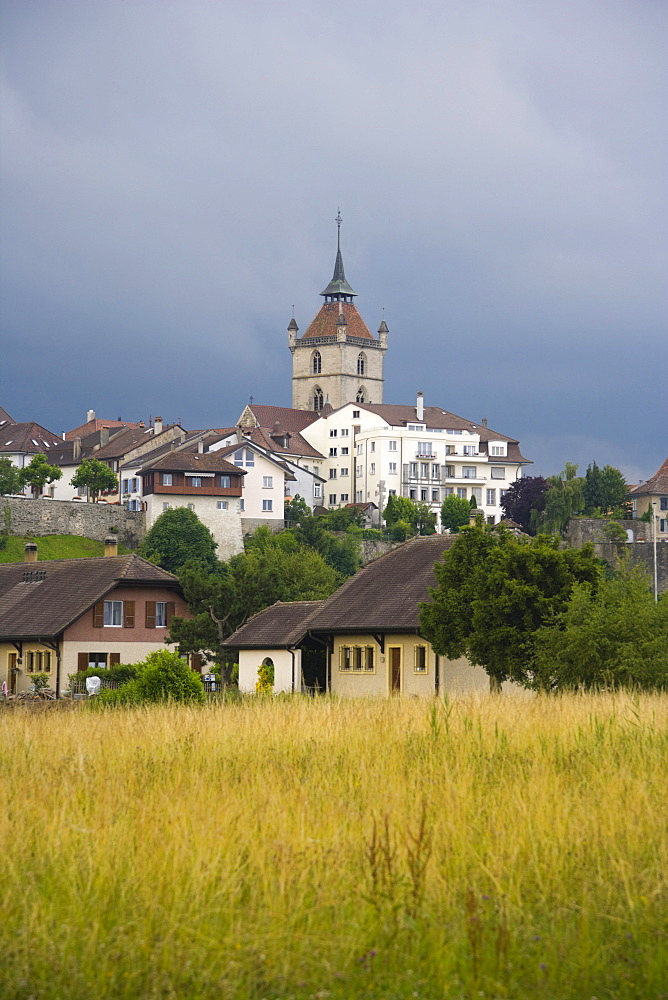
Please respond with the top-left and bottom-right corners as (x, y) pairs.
(70, 458), (118, 501)
(140, 507), (218, 574)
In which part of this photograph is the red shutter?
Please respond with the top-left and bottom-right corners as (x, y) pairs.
(93, 602), (104, 628)
(124, 601), (135, 628)
(166, 602), (175, 626)
(109, 653), (121, 666)
(78, 653), (89, 672)
(145, 601), (156, 628)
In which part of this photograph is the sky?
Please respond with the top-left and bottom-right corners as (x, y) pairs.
(1, 0), (666, 481)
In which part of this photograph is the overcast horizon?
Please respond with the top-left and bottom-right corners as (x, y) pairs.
(1, 0), (666, 482)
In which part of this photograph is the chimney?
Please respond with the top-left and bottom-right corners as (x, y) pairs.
(197, 439), (204, 454)
(100, 427), (109, 448)
(416, 391), (424, 421)
(154, 416), (163, 435)
(104, 535), (118, 557)
(24, 543), (38, 563)
(87, 409), (96, 423)
(481, 418), (488, 428)
(73, 437), (82, 461)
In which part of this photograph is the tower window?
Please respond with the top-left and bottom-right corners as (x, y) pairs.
(356, 387), (365, 404)
(312, 350), (322, 374)
(313, 386), (324, 412)
(357, 352), (366, 375)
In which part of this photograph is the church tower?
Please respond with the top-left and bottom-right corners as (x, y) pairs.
(289, 214), (387, 411)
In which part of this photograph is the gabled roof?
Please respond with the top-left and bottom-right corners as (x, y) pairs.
(0, 406), (15, 425)
(0, 422), (63, 455)
(0, 555), (180, 640)
(223, 535), (457, 649)
(628, 457), (668, 497)
(64, 418), (140, 441)
(301, 301), (374, 341)
(242, 405), (320, 433)
(212, 442), (296, 479)
(243, 426), (325, 460)
(223, 601), (326, 649)
(139, 451), (243, 475)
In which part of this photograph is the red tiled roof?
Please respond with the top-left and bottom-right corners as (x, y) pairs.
(139, 452), (242, 475)
(64, 419), (140, 440)
(246, 405), (320, 433)
(0, 422), (63, 455)
(628, 458), (668, 496)
(301, 301), (374, 341)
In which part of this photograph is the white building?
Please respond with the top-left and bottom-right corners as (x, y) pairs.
(301, 393), (531, 528)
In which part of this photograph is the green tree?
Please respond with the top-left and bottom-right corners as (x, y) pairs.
(499, 476), (548, 533)
(21, 453), (62, 498)
(599, 465), (628, 514)
(293, 517), (361, 578)
(167, 530), (341, 682)
(96, 650), (205, 705)
(419, 527), (601, 691)
(0, 457), (25, 496)
(533, 463), (585, 534)
(139, 507), (218, 574)
(321, 505), (365, 530)
(383, 495), (417, 532)
(413, 501), (437, 535)
(70, 458), (118, 502)
(440, 494), (471, 533)
(532, 562), (668, 691)
(284, 494), (312, 525)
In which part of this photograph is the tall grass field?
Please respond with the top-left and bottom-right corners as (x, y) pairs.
(1, 694), (666, 999)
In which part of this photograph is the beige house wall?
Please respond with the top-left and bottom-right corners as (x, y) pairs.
(238, 648), (300, 694)
(144, 493), (244, 561)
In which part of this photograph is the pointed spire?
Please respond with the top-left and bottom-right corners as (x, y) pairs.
(320, 210), (357, 300)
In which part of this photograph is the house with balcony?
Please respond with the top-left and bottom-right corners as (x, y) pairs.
(138, 451), (246, 560)
(300, 392), (531, 528)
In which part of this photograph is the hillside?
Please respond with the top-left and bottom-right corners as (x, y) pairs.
(0, 535), (131, 562)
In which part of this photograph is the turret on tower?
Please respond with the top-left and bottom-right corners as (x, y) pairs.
(289, 214), (387, 411)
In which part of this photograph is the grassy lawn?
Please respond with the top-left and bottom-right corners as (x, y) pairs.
(0, 534), (130, 562)
(0, 694), (666, 999)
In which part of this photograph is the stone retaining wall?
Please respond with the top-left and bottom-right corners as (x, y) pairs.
(2, 498), (145, 549)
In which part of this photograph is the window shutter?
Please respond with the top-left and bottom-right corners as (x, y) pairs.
(145, 601), (156, 628)
(124, 601), (135, 628)
(78, 653), (89, 672)
(109, 653), (120, 666)
(93, 602), (104, 628)
(166, 602), (175, 626)
(191, 653), (201, 671)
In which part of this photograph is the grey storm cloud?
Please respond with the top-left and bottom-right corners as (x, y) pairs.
(1, 0), (666, 480)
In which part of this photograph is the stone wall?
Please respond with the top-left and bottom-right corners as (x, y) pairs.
(2, 498), (145, 549)
(565, 518), (651, 547)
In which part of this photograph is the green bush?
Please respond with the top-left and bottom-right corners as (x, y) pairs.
(69, 664), (140, 687)
(133, 651), (206, 704)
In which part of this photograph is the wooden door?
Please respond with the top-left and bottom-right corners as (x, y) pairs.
(8, 653), (17, 694)
(389, 646), (401, 694)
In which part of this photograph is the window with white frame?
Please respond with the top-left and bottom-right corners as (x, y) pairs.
(329, 447), (338, 456)
(329, 469), (337, 479)
(409, 462), (418, 478)
(356, 490), (363, 501)
(490, 445), (505, 456)
(187, 503), (195, 511)
(356, 464), (363, 477)
(417, 442), (432, 456)
(370, 441), (375, 452)
(463, 466), (476, 479)
(357, 443), (363, 455)
(491, 467), (505, 479)
(388, 489), (396, 496)
(370, 463), (375, 475)
(104, 601), (123, 627)
(262, 500), (273, 511)
(220, 475), (231, 488)
(420, 463), (429, 478)
(432, 489), (439, 502)
(388, 440), (397, 451)
(486, 489), (496, 506)
(340, 429), (349, 437)
(330, 429), (337, 438)
(471, 487), (482, 504)
(340, 493), (349, 502)
(341, 447), (349, 455)
(239, 498), (244, 511)
(457, 488), (467, 499)
(188, 477), (202, 488)
(463, 445), (476, 456)
(409, 488), (416, 500)
(445, 465), (455, 477)
(262, 476), (273, 488)
(389, 462), (397, 474)
(339, 645), (374, 672)
(155, 602), (168, 627)
(217, 501), (228, 510)
(162, 502), (170, 511)
(340, 467), (349, 477)
(313, 483), (321, 498)
(408, 424), (425, 431)
(27, 650), (51, 673)
(421, 489), (428, 501)
(353, 410), (360, 418)
(161, 473), (173, 485)
(432, 464), (440, 479)
(329, 494), (337, 505)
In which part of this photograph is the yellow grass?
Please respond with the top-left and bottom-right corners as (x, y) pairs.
(1, 693), (667, 1000)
